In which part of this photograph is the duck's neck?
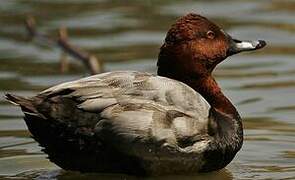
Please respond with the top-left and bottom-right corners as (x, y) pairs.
(186, 75), (238, 118)
(160, 71), (239, 118)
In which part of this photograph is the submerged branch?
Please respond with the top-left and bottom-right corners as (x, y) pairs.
(24, 16), (103, 74)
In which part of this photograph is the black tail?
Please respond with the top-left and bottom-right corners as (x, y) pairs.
(5, 93), (28, 105)
(5, 94), (61, 152)
(5, 94), (50, 151)
(5, 93), (40, 116)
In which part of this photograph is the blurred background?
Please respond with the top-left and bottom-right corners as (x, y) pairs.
(0, 0), (294, 179)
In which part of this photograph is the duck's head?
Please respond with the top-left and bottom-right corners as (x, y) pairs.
(157, 13), (266, 79)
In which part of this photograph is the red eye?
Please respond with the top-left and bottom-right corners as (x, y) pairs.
(206, 31), (215, 39)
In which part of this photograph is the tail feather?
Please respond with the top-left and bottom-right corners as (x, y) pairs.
(5, 93), (42, 117)
(5, 93), (29, 105)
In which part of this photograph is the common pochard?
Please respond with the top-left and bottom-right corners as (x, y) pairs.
(6, 13), (266, 175)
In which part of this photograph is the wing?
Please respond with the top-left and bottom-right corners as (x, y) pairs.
(38, 71), (211, 153)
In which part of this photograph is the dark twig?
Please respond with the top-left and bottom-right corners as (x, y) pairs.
(25, 16), (54, 46)
(24, 16), (103, 74)
(59, 28), (69, 73)
(24, 16), (36, 38)
(57, 27), (102, 74)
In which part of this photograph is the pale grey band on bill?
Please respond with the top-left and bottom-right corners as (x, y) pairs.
(235, 41), (261, 50)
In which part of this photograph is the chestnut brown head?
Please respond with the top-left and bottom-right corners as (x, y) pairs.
(157, 13), (266, 80)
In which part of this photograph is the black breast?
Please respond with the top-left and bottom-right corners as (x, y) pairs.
(200, 108), (243, 172)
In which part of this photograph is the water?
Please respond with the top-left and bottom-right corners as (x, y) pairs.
(0, 0), (294, 179)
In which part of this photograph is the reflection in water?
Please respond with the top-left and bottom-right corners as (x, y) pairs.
(4, 168), (233, 180)
(0, 0), (294, 179)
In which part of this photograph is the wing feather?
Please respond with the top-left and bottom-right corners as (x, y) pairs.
(39, 71), (211, 151)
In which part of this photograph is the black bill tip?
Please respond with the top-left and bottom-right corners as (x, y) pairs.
(255, 40), (267, 50)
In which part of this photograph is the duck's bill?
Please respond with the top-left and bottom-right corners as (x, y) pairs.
(227, 39), (266, 56)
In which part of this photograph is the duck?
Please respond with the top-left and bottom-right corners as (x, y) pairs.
(5, 13), (266, 176)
